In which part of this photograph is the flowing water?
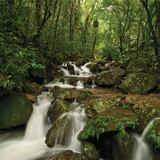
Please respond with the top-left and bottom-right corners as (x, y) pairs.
(45, 62), (94, 89)
(61, 62), (92, 77)
(132, 118), (160, 160)
(45, 78), (75, 89)
(54, 106), (86, 153)
(0, 93), (86, 160)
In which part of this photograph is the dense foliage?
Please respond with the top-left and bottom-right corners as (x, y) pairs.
(0, 0), (160, 91)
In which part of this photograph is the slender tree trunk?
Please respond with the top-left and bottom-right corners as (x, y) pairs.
(46, 0), (58, 49)
(69, 1), (74, 40)
(140, 0), (159, 56)
(51, 0), (62, 54)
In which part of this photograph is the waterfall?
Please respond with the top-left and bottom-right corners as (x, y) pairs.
(45, 79), (75, 89)
(0, 93), (86, 160)
(132, 118), (160, 160)
(45, 79), (84, 89)
(76, 80), (84, 89)
(91, 79), (96, 88)
(61, 62), (92, 78)
(0, 92), (52, 160)
(54, 106), (86, 153)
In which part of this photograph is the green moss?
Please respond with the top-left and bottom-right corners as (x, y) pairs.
(130, 104), (160, 128)
(79, 115), (137, 141)
(148, 121), (160, 149)
(0, 93), (32, 128)
(120, 72), (157, 94)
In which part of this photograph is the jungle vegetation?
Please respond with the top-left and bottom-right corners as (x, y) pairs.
(0, 0), (160, 91)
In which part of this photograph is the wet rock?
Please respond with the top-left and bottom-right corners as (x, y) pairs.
(25, 93), (37, 103)
(87, 62), (101, 73)
(48, 150), (84, 160)
(119, 72), (157, 94)
(82, 141), (99, 160)
(47, 99), (71, 123)
(67, 76), (93, 86)
(66, 62), (75, 75)
(79, 98), (137, 141)
(94, 66), (125, 86)
(126, 94), (160, 126)
(50, 86), (69, 99)
(0, 93), (32, 129)
(45, 117), (70, 147)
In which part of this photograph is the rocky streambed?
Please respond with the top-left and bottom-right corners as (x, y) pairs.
(1, 58), (160, 160)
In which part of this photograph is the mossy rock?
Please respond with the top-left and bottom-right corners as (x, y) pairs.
(47, 99), (71, 123)
(50, 86), (70, 99)
(0, 93), (32, 129)
(127, 57), (151, 73)
(94, 66), (125, 86)
(82, 141), (99, 160)
(79, 108), (137, 141)
(85, 97), (123, 114)
(130, 104), (160, 130)
(48, 150), (84, 160)
(45, 116), (71, 147)
(148, 120), (160, 149)
(119, 72), (157, 94)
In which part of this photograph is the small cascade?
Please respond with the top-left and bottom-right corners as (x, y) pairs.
(76, 80), (84, 89)
(45, 79), (84, 89)
(54, 106), (86, 153)
(0, 93), (87, 160)
(0, 92), (52, 160)
(91, 79), (96, 88)
(24, 93), (52, 140)
(45, 79), (75, 89)
(60, 68), (70, 76)
(61, 62), (92, 78)
(72, 98), (79, 107)
(132, 118), (160, 160)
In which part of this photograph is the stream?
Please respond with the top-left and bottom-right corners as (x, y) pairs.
(0, 62), (159, 160)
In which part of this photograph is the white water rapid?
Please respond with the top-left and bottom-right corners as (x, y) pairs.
(45, 79), (75, 89)
(61, 62), (92, 77)
(54, 105), (86, 153)
(45, 62), (95, 89)
(0, 92), (52, 160)
(0, 93), (86, 160)
(132, 118), (160, 160)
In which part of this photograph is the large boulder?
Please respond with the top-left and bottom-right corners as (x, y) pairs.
(94, 66), (125, 86)
(0, 93), (32, 129)
(48, 150), (85, 160)
(119, 72), (157, 94)
(79, 98), (137, 141)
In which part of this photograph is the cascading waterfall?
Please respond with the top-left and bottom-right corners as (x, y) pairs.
(54, 105), (86, 153)
(45, 62), (93, 89)
(45, 78), (75, 89)
(0, 93), (86, 160)
(76, 80), (84, 89)
(61, 62), (92, 77)
(0, 92), (52, 160)
(132, 118), (160, 160)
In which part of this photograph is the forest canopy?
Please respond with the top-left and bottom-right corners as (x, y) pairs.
(0, 0), (160, 91)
